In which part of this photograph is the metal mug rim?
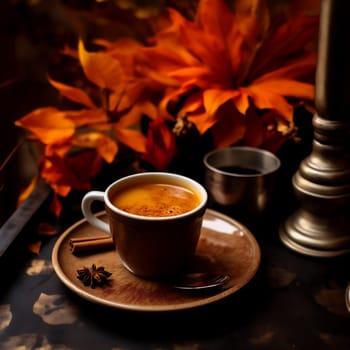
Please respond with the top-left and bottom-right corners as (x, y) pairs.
(203, 146), (281, 177)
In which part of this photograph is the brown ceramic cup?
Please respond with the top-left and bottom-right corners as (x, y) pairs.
(81, 172), (207, 279)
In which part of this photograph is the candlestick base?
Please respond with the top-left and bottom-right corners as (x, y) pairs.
(280, 207), (350, 257)
(279, 113), (350, 257)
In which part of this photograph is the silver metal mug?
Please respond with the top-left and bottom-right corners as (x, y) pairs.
(203, 146), (281, 220)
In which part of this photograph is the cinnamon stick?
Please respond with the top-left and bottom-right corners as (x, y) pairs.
(69, 235), (114, 254)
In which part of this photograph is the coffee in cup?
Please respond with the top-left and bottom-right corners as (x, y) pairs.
(110, 182), (201, 217)
(81, 172), (207, 279)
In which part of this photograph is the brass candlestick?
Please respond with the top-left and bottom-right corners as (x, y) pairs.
(279, 0), (350, 257)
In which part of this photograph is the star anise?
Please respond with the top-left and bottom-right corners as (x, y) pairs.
(77, 264), (112, 288)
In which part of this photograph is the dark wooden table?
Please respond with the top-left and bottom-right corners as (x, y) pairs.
(1, 176), (349, 350)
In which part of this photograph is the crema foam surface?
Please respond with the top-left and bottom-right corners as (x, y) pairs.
(111, 183), (200, 217)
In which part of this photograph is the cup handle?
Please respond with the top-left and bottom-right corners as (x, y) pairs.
(81, 191), (110, 234)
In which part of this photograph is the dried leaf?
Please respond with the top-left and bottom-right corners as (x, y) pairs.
(48, 77), (96, 109)
(28, 240), (42, 255)
(17, 176), (39, 207)
(203, 89), (241, 117)
(50, 194), (63, 218)
(142, 118), (177, 170)
(15, 107), (75, 144)
(242, 105), (265, 147)
(210, 101), (246, 148)
(64, 109), (108, 127)
(233, 0), (271, 47)
(37, 222), (57, 237)
(78, 39), (124, 90)
(115, 127), (147, 154)
(73, 132), (118, 163)
(41, 149), (103, 195)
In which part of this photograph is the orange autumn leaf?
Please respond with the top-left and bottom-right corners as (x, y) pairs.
(115, 127), (147, 154)
(15, 107), (75, 144)
(61, 44), (78, 59)
(97, 37), (150, 78)
(48, 77), (96, 109)
(142, 118), (177, 170)
(210, 101), (247, 148)
(73, 132), (118, 163)
(298, 0), (320, 15)
(17, 176), (40, 207)
(78, 40), (125, 90)
(28, 240), (42, 255)
(241, 104), (266, 147)
(50, 193), (63, 218)
(247, 78), (314, 123)
(187, 110), (216, 137)
(245, 15), (318, 83)
(41, 148), (103, 196)
(64, 109), (108, 128)
(252, 78), (314, 100)
(253, 54), (317, 81)
(177, 92), (218, 134)
(110, 101), (162, 154)
(37, 222), (58, 237)
(117, 100), (159, 125)
(232, 0), (271, 48)
(203, 89), (241, 118)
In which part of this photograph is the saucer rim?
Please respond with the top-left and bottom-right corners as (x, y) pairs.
(52, 209), (261, 312)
